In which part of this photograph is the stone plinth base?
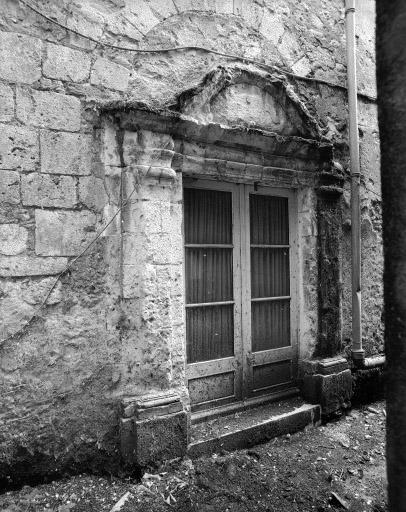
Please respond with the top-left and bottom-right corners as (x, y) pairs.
(300, 357), (352, 416)
(120, 391), (188, 467)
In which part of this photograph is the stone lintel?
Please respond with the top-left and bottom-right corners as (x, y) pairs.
(102, 106), (331, 166)
(175, 153), (319, 180)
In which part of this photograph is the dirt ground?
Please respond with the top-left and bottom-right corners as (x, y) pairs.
(0, 400), (386, 512)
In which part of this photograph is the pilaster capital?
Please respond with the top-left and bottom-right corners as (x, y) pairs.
(122, 129), (176, 182)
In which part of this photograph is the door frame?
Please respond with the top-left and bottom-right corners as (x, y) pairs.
(183, 178), (299, 413)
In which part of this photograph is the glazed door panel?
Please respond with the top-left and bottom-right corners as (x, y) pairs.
(242, 189), (296, 397)
(184, 181), (297, 411)
(184, 183), (243, 411)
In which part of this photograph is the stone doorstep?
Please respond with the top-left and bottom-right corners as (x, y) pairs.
(188, 398), (321, 459)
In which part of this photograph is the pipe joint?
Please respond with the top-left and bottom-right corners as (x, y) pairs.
(352, 349), (365, 366)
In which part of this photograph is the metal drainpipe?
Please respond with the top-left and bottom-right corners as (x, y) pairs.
(345, 0), (365, 365)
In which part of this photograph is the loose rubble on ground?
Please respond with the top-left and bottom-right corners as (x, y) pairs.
(0, 401), (386, 512)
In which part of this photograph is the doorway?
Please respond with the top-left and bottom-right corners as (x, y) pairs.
(184, 180), (298, 412)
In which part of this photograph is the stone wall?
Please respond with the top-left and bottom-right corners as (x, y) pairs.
(0, 0), (381, 479)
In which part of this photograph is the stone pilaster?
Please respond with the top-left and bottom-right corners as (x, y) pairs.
(300, 164), (352, 416)
(118, 128), (188, 465)
(316, 182), (343, 358)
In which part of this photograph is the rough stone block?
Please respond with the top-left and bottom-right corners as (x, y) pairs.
(122, 264), (140, 299)
(104, 12), (143, 43)
(124, 229), (182, 267)
(240, 1), (264, 29)
(66, 9), (104, 47)
(90, 58), (131, 91)
(170, 296), (185, 324)
(104, 169), (121, 206)
(102, 121), (121, 167)
(214, 0), (233, 14)
(122, 232), (144, 265)
(146, 0), (178, 18)
(0, 277), (62, 339)
(0, 83), (14, 121)
(149, 234), (183, 264)
(44, 43), (91, 83)
(128, 1), (160, 34)
(40, 131), (92, 175)
(0, 206), (30, 225)
(0, 256), (68, 277)
(20, 277), (62, 305)
(122, 200), (164, 236)
(120, 392), (188, 466)
(22, 173), (77, 208)
(0, 124), (39, 170)
(173, 0), (216, 12)
(0, 31), (42, 83)
(0, 170), (20, 204)
(17, 88), (81, 131)
(102, 203), (121, 236)
(78, 176), (108, 211)
(278, 31), (302, 64)
(0, 224), (28, 255)
(292, 55), (312, 77)
(35, 210), (97, 256)
(302, 369), (352, 416)
(259, 10), (284, 44)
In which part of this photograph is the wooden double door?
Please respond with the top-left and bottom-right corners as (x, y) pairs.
(184, 180), (297, 412)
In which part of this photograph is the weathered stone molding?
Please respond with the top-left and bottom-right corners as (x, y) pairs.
(120, 391), (188, 466)
(300, 357), (352, 416)
(176, 65), (324, 139)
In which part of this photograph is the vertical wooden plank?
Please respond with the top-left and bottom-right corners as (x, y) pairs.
(288, 190), (300, 383)
(232, 183), (243, 402)
(240, 184), (252, 398)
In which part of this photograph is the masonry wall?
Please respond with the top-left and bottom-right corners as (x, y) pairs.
(0, 0), (381, 479)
